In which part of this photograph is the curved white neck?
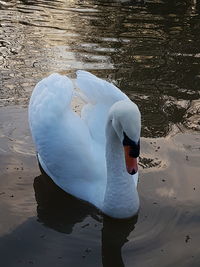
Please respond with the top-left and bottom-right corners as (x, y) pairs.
(102, 120), (139, 219)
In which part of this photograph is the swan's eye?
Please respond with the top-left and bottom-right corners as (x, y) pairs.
(123, 132), (140, 158)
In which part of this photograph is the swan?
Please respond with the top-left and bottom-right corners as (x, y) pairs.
(29, 71), (141, 219)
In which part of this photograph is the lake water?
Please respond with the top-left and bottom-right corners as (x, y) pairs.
(0, 0), (200, 266)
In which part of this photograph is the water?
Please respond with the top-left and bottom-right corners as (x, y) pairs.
(0, 0), (200, 266)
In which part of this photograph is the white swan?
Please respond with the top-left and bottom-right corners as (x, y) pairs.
(29, 71), (141, 219)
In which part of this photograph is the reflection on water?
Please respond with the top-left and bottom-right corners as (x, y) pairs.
(34, 173), (98, 234)
(34, 172), (137, 267)
(0, 1), (200, 266)
(102, 216), (137, 267)
(0, 0), (200, 137)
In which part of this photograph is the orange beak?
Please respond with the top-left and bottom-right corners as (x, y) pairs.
(124, 146), (138, 175)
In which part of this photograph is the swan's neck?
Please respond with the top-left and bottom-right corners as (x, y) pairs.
(102, 121), (139, 219)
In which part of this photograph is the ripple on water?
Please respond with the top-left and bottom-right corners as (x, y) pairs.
(0, 2), (200, 266)
(1, 0), (200, 138)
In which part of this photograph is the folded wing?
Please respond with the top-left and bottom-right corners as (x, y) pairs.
(76, 70), (129, 144)
(29, 73), (96, 199)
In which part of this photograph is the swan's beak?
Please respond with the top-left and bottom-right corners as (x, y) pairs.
(124, 146), (138, 175)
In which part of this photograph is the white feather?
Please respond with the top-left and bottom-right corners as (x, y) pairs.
(29, 71), (141, 218)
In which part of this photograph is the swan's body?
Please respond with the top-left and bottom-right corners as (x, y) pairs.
(29, 71), (141, 219)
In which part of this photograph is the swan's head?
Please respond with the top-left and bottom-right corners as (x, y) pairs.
(109, 100), (141, 175)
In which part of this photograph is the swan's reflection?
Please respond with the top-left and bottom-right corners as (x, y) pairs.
(34, 173), (98, 234)
(102, 216), (137, 267)
(34, 170), (137, 266)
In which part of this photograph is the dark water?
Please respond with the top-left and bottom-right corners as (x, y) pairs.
(0, 1), (200, 266)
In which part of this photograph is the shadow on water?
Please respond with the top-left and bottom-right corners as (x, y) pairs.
(34, 170), (138, 267)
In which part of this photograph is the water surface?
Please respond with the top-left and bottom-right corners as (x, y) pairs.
(0, 0), (200, 266)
